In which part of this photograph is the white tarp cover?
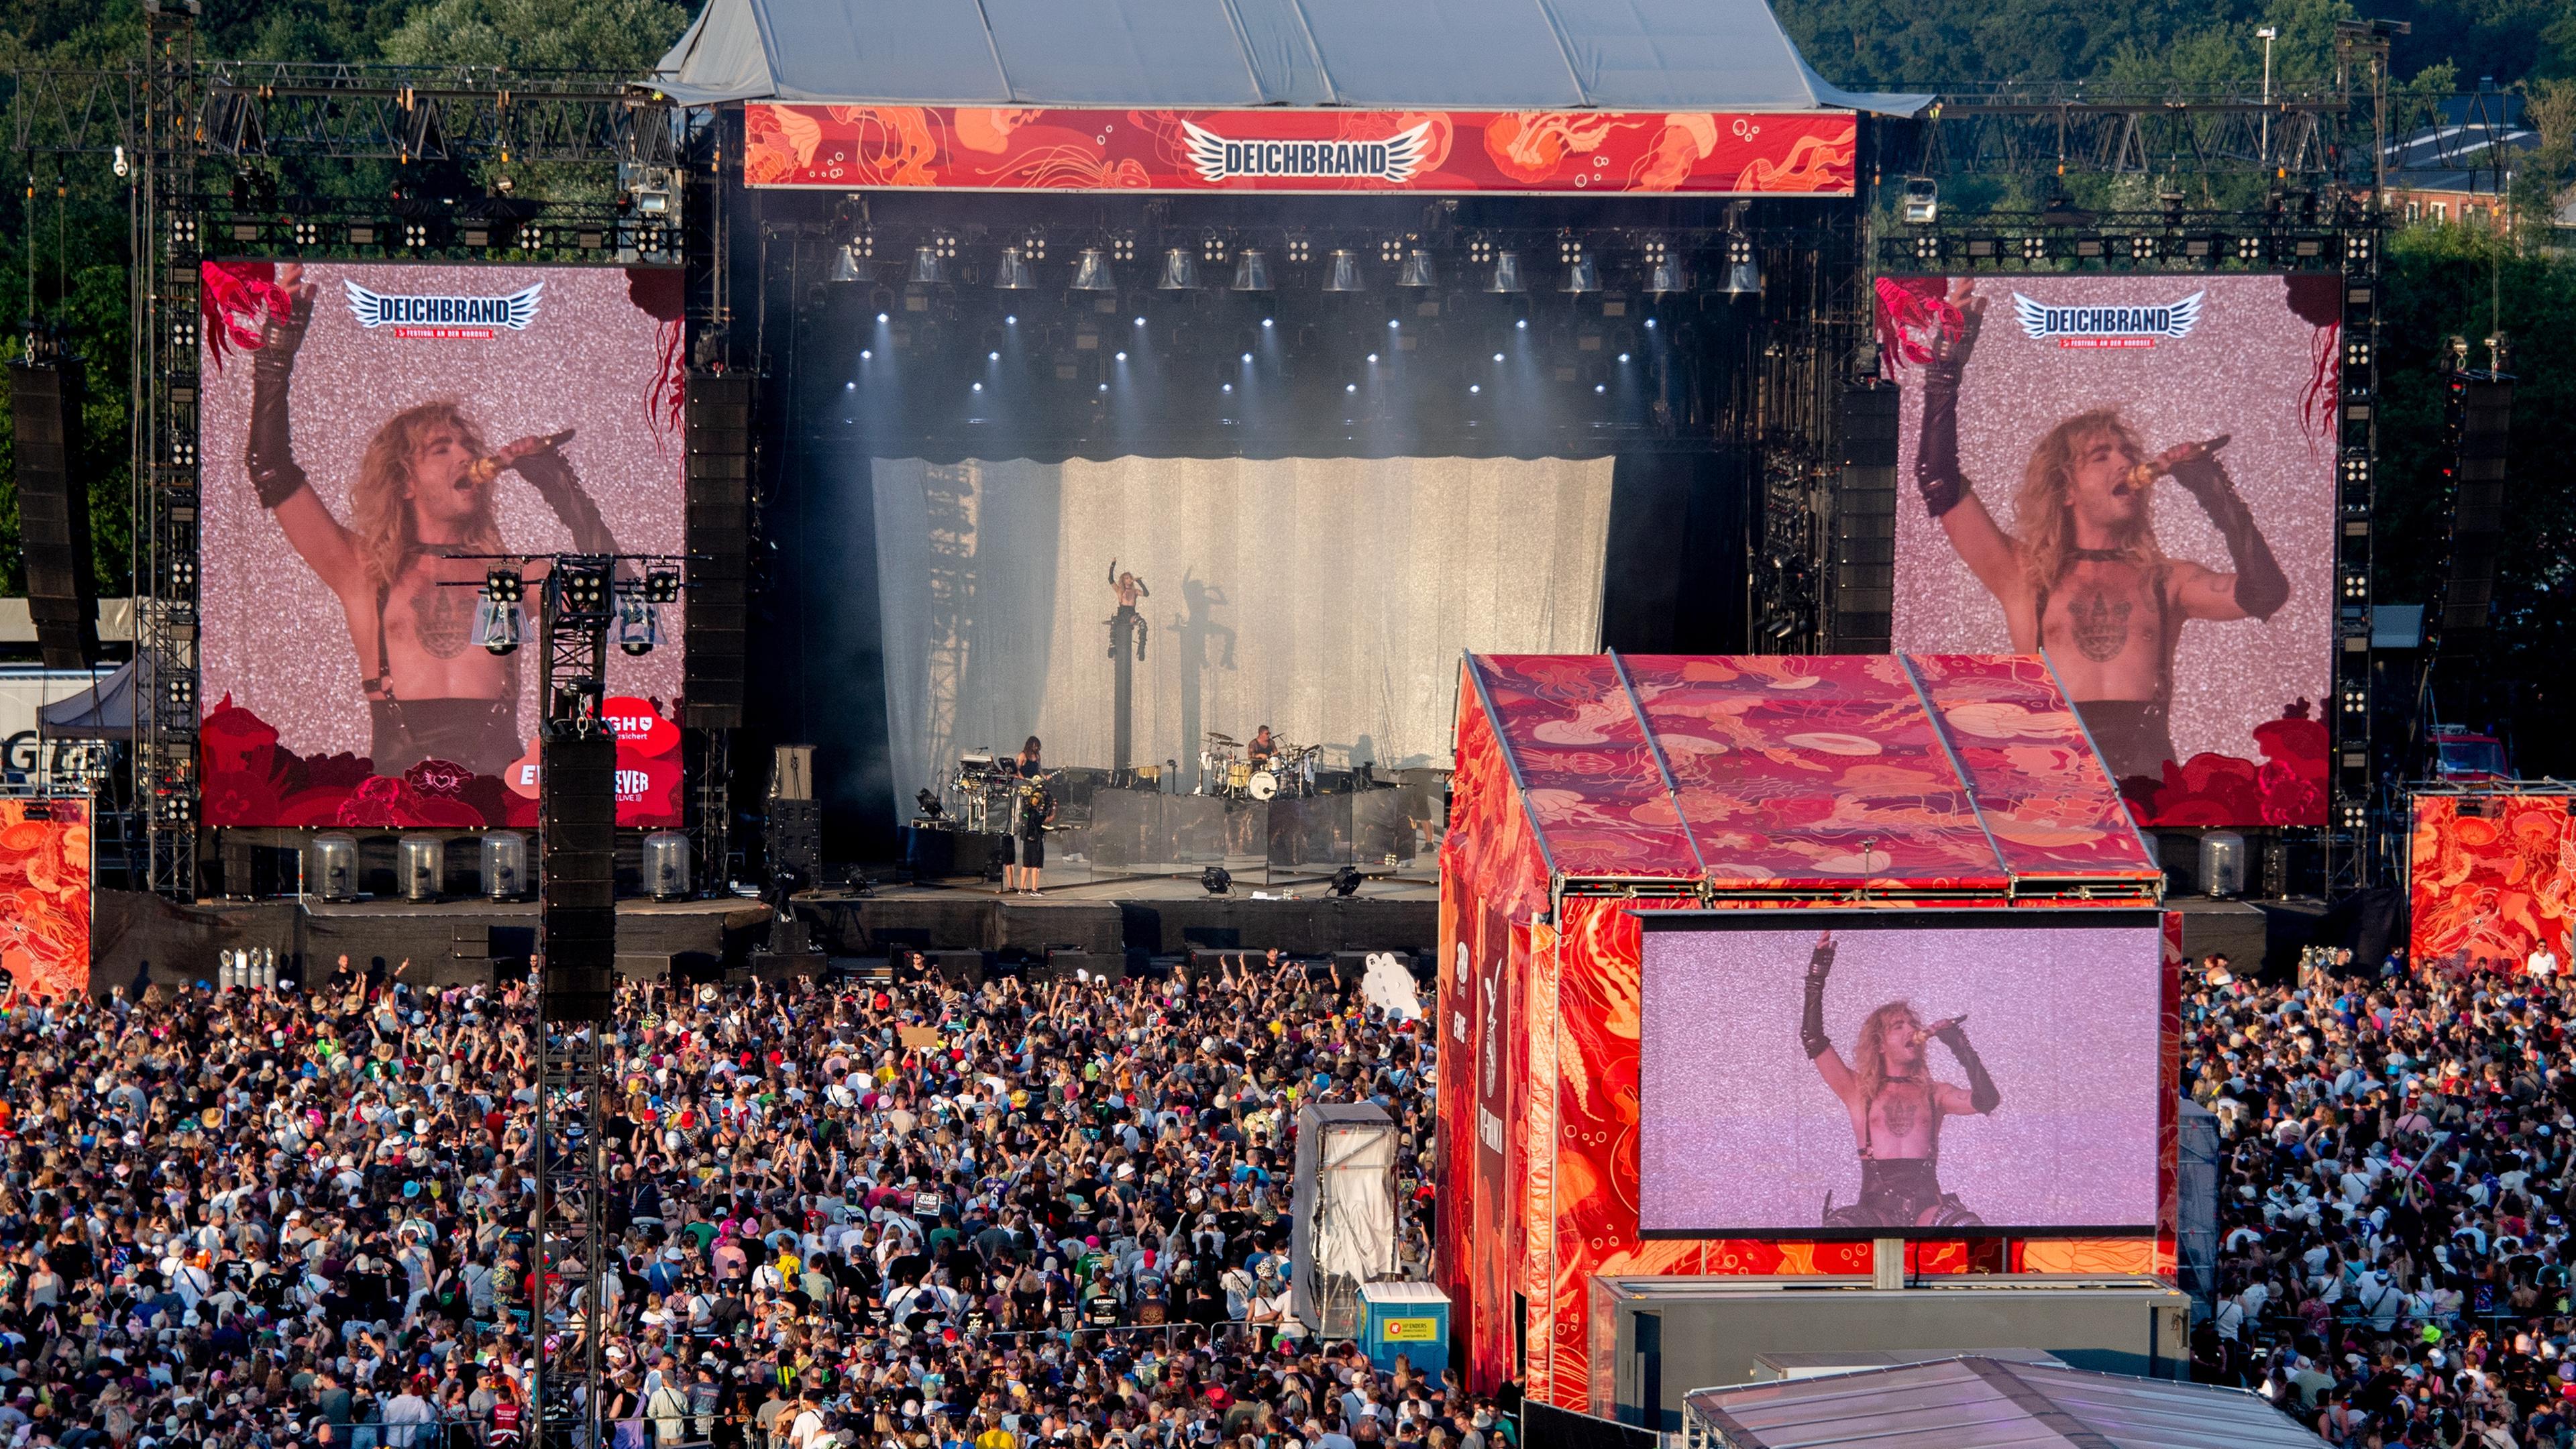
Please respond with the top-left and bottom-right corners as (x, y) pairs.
(867, 454), (1611, 820)
(1685, 1357), (2332, 1449)
(653, 0), (1931, 115)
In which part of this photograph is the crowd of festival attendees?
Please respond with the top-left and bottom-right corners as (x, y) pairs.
(17, 921), (2576, 1449)
(2189, 944), (2576, 1448)
(0, 953), (1481, 1449)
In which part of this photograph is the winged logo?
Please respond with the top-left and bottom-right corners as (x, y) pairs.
(2010, 289), (2205, 341)
(344, 279), (545, 330)
(1179, 121), (1434, 184)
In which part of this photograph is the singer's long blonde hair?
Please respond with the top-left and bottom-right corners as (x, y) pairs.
(351, 401), (504, 592)
(2012, 407), (2163, 586)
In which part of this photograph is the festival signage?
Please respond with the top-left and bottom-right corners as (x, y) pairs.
(743, 105), (1856, 195)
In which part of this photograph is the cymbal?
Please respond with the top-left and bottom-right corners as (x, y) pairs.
(1203, 731), (1240, 745)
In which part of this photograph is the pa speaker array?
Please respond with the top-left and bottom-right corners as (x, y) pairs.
(684, 374), (752, 729)
(540, 729), (618, 1022)
(8, 362), (97, 669)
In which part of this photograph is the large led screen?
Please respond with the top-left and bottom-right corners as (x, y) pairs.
(1878, 274), (2336, 827)
(196, 261), (686, 827)
(1637, 912), (2164, 1238)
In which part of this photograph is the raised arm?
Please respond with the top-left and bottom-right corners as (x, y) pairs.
(2163, 439), (2289, 622)
(1916, 281), (2021, 598)
(508, 436), (617, 556)
(1929, 1017), (2000, 1115)
(1801, 933), (1859, 1106)
(247, 264), (366, 600)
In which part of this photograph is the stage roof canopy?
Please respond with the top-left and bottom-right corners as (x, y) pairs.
(651, 0), (1930, 114)
(1683, 1356), (2328, 1449)
(1464, 653), (2159, 894)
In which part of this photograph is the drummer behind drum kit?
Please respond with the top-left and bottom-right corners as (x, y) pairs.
(947, 751), (1038, 833)
(1197, 731), (1319, 800)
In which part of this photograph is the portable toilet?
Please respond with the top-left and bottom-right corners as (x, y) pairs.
(1358, 1281), (1450, 1375)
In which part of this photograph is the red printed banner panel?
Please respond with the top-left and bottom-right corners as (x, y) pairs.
(1906, 654), (2161, 881)
(2408, 794), (2576, 971)
(743, 105), (1856, 195)
(0, 800), (90, 1002)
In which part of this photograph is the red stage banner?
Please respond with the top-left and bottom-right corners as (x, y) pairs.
(743, 105), (1856, 195)
(2408, 794), (2576, 972)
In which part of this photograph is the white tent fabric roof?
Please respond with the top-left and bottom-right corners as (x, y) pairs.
(651, 0), (1929, 115)
(1684, 1357), (2329, 1449)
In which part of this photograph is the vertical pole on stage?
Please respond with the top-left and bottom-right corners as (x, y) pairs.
(1112, 610), (1137, 775)
(1871, 1238), (1906, 1290)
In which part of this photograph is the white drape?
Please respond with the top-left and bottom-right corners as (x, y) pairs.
(869, 455), (1612, 816)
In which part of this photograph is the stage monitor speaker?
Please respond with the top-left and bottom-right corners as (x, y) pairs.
(1044, 948), (1124, 984)
(1827, 380), (1899, 653)
(2438, 376), (2512, 633)
(540, 729), (618, 1022)
(929, 949), (986, 987)
(684, 372), (752, 729)
(8, 362), (97, 669)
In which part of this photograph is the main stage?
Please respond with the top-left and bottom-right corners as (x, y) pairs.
(90, 872), (1437, 996)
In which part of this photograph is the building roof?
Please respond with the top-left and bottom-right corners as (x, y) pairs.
(2383, 88), (2533, 198)
(651, 0), (1929, 114)
(1463, 653), (2160, 892)
(1683, 1356), (2328, 1449)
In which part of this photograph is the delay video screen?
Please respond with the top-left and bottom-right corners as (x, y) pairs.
(1637, 911), (2165, 1238)
(195, 261), (687, 826)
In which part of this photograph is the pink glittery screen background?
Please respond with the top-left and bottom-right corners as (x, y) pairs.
(197, 262), (686, 757)
(1888, 273), (2334, 772)
(1637, 922), (2163, 1233)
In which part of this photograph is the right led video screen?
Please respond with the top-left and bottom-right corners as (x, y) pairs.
(1637, 911), (2165, 1239)
(1877, 272), (2337, 827)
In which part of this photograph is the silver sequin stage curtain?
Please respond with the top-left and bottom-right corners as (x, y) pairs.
(869, 455), (1613, 818)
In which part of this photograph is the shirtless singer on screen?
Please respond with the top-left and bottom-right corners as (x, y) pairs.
(1800, 931), (2001, 1229)
(1914, 278), (2290, 783)
(246, 263), (619, 777)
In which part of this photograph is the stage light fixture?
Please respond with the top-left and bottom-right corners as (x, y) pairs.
(1901, 176), (1939, 225)
(993, 246), (1036, 289)
(2337, 800), (2367, 832)
(830, 244), (872, 284)
(1115, 350), (1127, 362)
(2019, 235), (2047, 262)
(1911, 235), (1941, 264)
(1618, 352), (1630, 363)
(1071, 248), (1116, 290)
(1097, 382), (1109, 392)
(616, 595), (662, 657)
(1345, 382), (1357, 393)
(1261, 317), (1275, 329)
(2076, 238), (2105, 259)
(1647, 255), (1689, 294)
(1111, 235), (1136, 262)
(1718, 233), (1760, 296)
(1595, 383), (1607, 394)
(1330, 865), (1364, 898)
(1366, 352), (1379, 364)
(1643, 318), (1656, 329)
(1322, 250), (1364, 292)
(475, 594), (522, 655)
(971, 381), (983, 392)
(1005, 315), (1017, 325)
(2344, 338), (2372, 369)
(1561, 250), (1599, 294)
(1156, 248), (1200, 290)
(2344, 231), (2373, 264)
(2236, 235), (2264, 262)
(1202, 235), (1230, 262)
(1486, 251), (1526, 293)
(1468, 384), (1481, 394)
(1242, 352), (1253, 363)
(348, 222), (379, 246)
(1397, 249), (1438, 288)
(1516, 318), (1528, 330)
(859, 349), (873, 360)
(1285, 236), (1312, 264)
(1222, 383), (1233, 393)
(1493, 352), (1505, 362)
(908, 247), (948, 284)
(1134, 316), (1146, 327)
(1232, 250), (1273, 291)
(645, 568), (682, 604)
(875, 311), (890, 323)
(989, 350), (1000, 360)
(1468, 237), (1493, 264)
(1200, 865), (1232, 896)
(2130, 235), (2157, 260)
(486, 568), (524, 602)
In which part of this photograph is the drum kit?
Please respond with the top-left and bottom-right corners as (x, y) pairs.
(949, 751), (1036, 833)
(1197, 731), (1318, 800)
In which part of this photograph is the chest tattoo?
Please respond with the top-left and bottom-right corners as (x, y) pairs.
(1880, 1087), (1921, 1135)
(407, 582), (478, 659)
(2069, 588), (2135, 663)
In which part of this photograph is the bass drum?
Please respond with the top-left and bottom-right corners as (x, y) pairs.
(1246, 770), (1280, 801)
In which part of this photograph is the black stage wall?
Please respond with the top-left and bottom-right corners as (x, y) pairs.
(1599, 450), (1750, 655)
